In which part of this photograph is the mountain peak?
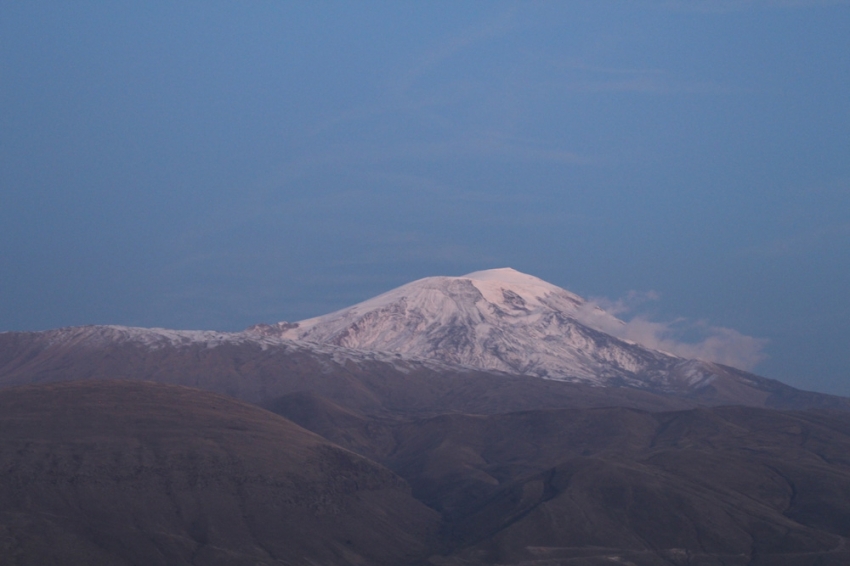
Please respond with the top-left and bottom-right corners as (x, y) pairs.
(462, 267), (564, 291)
(457, 268), (582, 310)
(463, 267), (538, 282)
(274, 269), (699, 387)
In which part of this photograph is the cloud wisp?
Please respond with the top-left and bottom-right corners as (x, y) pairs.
(573, 292), (769, 371)
(392, 8), (517, 95)
(653, 0), (850, 13)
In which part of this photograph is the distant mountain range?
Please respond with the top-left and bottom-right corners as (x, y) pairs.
(3, 269), (850, 565)
(1, 268), (846, 412)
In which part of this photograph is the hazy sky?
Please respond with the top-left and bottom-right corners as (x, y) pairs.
(2, 1), (849, 394)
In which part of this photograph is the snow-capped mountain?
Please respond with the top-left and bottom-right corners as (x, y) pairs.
(252, 268), (725, 391)
(3, 267), (850, 412)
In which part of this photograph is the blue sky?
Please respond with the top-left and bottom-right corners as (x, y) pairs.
(2, 1), (849, 394)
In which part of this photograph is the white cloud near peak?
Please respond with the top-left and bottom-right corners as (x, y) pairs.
(573, 292), (769, 371)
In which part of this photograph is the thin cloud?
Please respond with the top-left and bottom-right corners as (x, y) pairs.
(654, 0), (850, 12)
(547, 60), (741, 96)
(563, 77), (738, 95)
(274, 134), (591, 174)
(393, 8), (517, 94)
(574, 292), (769, 371)
(739, 222), (850, 258)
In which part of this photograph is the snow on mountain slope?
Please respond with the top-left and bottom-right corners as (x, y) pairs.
(40, 325), (252, 349)
(4, 269), (846, 408)
(22, 323), (468, 377)
(258, 268), (723, 390)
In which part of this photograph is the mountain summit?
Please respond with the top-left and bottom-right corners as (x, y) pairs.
(254, 268), (725, 392)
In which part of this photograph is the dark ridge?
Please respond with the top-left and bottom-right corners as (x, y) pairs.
(0, 380), (439, 566)
(271, 392), (850, 565)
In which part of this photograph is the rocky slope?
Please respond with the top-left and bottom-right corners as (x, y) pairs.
(272, 392), (850, 566)
(0, 381), (439, 566)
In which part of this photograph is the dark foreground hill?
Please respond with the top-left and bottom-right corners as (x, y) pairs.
(0, 381), (439, 566)
(3, 380), (850, 565)
(271, 392), (850, 566)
